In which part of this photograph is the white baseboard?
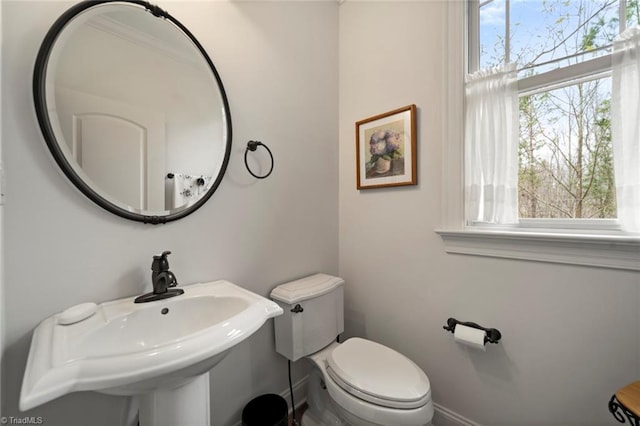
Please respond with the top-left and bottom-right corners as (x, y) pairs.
(233, 377), (481, 426)
(433, 402), (482, 426)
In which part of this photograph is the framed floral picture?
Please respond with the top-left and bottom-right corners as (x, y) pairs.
(355, 104), (417, 189)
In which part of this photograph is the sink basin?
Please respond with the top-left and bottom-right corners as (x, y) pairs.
(20, 280), (283, 412)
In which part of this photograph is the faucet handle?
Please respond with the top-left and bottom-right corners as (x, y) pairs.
(152, 251), (172, 271)
(168, 273), (178, 287)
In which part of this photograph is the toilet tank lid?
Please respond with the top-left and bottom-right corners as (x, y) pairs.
(270, 273), (344, 304)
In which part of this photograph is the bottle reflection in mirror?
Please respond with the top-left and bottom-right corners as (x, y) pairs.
(165, 173), (212, 210)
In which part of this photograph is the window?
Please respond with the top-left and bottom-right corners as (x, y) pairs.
(465, 0), (639, 232)
(435, 0), (639, 270)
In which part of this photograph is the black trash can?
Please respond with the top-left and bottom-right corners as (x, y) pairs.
(241, 393), (288, 426)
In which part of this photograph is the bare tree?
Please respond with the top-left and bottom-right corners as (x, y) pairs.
(502, 0), (618, 218)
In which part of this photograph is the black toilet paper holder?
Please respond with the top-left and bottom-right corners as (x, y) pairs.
(443, 317), (502, 344)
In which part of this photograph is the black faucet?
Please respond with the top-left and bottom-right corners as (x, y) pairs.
(151, 251), (178, 293)
(134, 251), (184, 303)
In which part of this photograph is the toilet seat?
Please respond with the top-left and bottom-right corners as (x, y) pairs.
(326, 338), (430, 410)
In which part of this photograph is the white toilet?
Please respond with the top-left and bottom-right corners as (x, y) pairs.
(271, 274), (433, 426)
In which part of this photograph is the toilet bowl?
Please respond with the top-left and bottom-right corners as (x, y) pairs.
(306, 340), (433, 426)
(270, 274), (433, 426)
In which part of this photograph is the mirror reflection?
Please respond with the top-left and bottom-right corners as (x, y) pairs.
(37, 1), (231, 223)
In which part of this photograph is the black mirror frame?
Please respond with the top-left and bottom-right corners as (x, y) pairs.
(33, 0), (232, 224)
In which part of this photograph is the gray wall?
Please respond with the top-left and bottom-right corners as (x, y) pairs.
(0, 0), (4, 417)
(338, 2), (640, 425)
(1, 1), (338, 425)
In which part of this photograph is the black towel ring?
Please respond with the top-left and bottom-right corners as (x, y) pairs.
(244, 140), (274, 179)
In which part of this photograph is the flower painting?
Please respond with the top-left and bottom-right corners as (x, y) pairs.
(365, 124), (405, 178)
(356, 105), (416, 189)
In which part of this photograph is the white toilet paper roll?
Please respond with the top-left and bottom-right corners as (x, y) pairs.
(454, 324), (486, 351)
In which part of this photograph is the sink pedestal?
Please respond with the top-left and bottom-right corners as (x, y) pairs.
(138, 373), (210, 426)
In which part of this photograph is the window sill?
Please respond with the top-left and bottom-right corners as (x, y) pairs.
(435, 229), (640, 271)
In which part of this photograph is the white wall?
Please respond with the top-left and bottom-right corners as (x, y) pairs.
(1, 1), (338, 425)
(339, 2), (639, 425)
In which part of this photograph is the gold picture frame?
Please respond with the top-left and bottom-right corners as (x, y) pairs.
(355, 104), (417, 189)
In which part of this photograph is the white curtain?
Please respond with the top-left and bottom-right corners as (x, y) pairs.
(612, 26), (640, 234)
(464, 64), (519, 224)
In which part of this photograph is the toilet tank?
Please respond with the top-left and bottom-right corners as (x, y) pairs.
(270, 274), (344, 361)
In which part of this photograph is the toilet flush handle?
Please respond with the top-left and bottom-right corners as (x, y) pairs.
(290, 304), (304, 313)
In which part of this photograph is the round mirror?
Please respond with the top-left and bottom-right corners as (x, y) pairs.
(34, 0), (232, 224)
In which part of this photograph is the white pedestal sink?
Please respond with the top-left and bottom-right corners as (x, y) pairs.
(20, 280), (283, 425)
